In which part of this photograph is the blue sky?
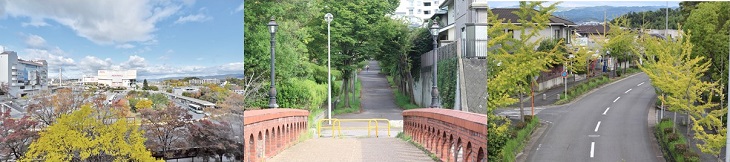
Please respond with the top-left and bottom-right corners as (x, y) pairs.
(0, 0), (243, 79)
(488, 1), (681, 8)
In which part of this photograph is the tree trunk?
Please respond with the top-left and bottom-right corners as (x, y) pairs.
(519, 91), (524, 121)
(352, 72), (356, 102)
(673, 109), (677, 133)
(406, 71), (416, 104)
(343, 77), (351, 108)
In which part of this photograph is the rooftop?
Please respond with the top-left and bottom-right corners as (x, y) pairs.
(491, 8), (576, 26)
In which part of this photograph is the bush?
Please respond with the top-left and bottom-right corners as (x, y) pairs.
(667, 133), (679, 142)
(673, 143), (688, 154)
(277, 78), (327, 110)
(497, 116), (540, 162)
(664, 128), (673, 134)
(515, 122), (527, 130)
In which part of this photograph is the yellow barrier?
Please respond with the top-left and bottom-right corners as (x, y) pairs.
(317, 118), (391, 138)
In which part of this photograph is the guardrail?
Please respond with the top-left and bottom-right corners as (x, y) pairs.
(317, 118), (391, 138)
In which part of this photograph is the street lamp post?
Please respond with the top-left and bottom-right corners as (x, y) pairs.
(325, 13), (333, 124)
(430, 22), (441, 108)
(267, 17), (279, 108)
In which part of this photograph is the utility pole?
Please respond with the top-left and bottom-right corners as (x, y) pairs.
(665, 1), (668, 39)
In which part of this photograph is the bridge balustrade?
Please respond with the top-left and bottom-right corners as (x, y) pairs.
(403, 108), (487, 162)
(243, 109), (308, 162)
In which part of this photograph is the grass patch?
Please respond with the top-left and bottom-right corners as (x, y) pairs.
(396, 132), (441, 162)
(554, 68), (641, 105)
(656, 119), (700, 162)
(333, 78), (362, 115)
(498, 116), (540, 162)
(394, 89), (420, 110)
(387, 76), (421, 110)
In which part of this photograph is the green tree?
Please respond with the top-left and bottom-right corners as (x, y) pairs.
(310, 0), (399, 108)
(599, 16), (639, 77)
(143, 79), (149, 90)
(638, 28), (722, 156)
(372, 17), (415, 104)
(148, 93), (169, 110)
(488, 2), (563, 121)
(22, 105), (159, 162)
(684, 1), (730, 94)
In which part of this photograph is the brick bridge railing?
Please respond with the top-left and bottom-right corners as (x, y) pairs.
(243, 109), (309, 162)
(403, 108), (487, 162)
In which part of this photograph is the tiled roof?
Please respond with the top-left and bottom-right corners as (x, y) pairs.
(491, 8), (576, 25)
(576, 25), (610, 35)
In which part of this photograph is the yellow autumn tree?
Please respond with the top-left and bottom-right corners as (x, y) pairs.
(135, 99), (154, 110)
(639, 27), (723, 156)
(21, 105), (161, 162)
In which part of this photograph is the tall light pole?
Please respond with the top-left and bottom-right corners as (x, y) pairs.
(325, 13), (333, 124)
(267, 17), (279, 108)
(430, 22), (441, 108)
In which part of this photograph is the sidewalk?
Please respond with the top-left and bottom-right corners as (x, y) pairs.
(327, 60), (405, 138)
(508, 75), (587, 108)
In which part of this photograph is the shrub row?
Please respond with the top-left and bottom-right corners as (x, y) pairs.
(656, 119), (700, 162)
(499, 116), (540, 162)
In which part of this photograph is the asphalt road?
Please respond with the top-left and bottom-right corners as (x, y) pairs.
(527, 73), (662, 162)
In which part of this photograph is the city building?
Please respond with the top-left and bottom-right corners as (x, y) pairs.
(173, 86), (200, 96)
(393, 0), (442, 27)
(95, 70), (137, 88)
(188, 78), (221, 85)
(0, 51), (48, 98)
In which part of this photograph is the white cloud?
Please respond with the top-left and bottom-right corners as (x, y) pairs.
(24, 34), (46, 48)
(235, 2), (243, 13)
(1, 0), (187, 44)
(77, 56), (113, 74)
(174, 13), (211, 24)
(22, 48), (75, 66)
(121, 55), (148, 68)
(115, 43), (135, 49)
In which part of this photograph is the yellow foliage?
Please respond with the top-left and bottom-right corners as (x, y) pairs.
(21, 105), (161, 162)
(135, 99), (154, 110)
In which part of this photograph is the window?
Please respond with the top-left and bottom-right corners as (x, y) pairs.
(424, 10), (430, 14)
(507, 29), (514, 39)
(409, 9), (413, 15)
(424, 2), (431, 6)
(554, 29), (561, 40)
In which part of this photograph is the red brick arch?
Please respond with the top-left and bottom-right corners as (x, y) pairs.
(243, 109), (309, 162)
(403, 108), (487, 162)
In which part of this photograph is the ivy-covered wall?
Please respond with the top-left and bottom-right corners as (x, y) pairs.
(437, 58), (458, 109)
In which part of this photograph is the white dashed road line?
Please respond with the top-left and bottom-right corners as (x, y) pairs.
(613, 97), (620, 103)
(590, 142), (595, 158)
(637, 82), (644, 86)
(602, 107), (610, 115)
(625, 89), (632, 93)
(594, 121), (601, 132)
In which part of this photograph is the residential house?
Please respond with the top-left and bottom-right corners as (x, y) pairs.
(414, 0), (577, 113)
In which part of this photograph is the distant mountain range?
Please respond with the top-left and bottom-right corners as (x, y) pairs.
(146, 73), (244, 81)
(552, 6), (677, 24)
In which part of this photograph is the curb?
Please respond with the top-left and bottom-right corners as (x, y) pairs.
(516, 120), (549, 162)
(646, 96), (666, 162)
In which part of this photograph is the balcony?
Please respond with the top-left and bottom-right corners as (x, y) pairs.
(11, 66), (16, 70)
(11, 72), (17, 75)
(463, 23), (489, 58)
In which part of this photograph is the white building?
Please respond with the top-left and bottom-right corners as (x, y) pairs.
(393, 0), (442, 27)
(188, 78), (221, 85)
(96, 70), (137, 88)
(0, 51), (48, 98)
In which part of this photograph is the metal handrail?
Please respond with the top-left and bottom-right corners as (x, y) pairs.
(317, 118), (391, 138)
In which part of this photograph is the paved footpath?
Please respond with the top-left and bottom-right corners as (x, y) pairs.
(268, 61), (432, 162)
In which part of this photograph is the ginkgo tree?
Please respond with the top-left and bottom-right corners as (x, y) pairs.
(22, 105), (160, 162)
(487, 1), (564, 121)
(638, 27), (723, 157)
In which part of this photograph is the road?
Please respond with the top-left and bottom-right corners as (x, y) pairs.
(526, 73), (662, 162)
